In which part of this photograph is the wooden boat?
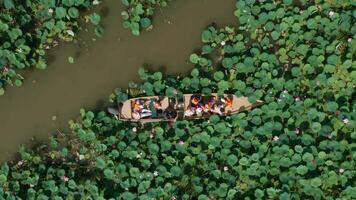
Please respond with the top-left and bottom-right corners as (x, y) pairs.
(112, 93), (262, 123)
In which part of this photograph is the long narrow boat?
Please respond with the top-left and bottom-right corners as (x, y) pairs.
(114, 93), (262, 123)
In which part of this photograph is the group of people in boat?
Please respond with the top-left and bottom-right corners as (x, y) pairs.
(184, 95), (233, 117)
(132, 99), (162, 119)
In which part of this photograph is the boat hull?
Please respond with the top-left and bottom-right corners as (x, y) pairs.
(117, 93), (262, 122)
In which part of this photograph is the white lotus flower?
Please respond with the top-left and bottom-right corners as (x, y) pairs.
(328, 11), (335, 17)
(343, 118), (349, 124)
(66, 30), (75, 37)
(93, 0), (100, 5)
(154, 171), (159, 176)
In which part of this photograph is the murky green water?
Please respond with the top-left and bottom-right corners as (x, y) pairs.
(0, 0), (236, 162)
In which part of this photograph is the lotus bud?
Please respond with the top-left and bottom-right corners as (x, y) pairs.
(339, 168), (345, 173)
(223, 166), (229, 171)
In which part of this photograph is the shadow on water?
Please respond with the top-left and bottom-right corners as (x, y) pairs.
(0, 0), (237, 162)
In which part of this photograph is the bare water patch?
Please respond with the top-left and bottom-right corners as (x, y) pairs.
(0, 0), (236, 162)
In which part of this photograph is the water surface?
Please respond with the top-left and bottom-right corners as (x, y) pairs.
(0, 0), (236, 162)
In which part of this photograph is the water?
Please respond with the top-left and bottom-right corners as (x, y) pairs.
(0, 0), (236, 162)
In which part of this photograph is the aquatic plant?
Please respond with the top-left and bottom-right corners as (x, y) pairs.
(120, 0), (172, 35)
(1, 0), (355, 199)
(0, 0), (103, 95)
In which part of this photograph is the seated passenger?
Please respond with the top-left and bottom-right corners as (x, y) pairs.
(191, 96), (200, 105)
(184, 107), (195, 117)
(196, 106), (203, 116)
(140, 109), (152, 118)
(223, 97), (233, 108)
(212, 105), (223, 115)
(133, 112), (140, 119)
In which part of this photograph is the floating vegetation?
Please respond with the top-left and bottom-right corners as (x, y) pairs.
(0, 0), (355, 199)
(0, 0), (103, 95)
(120, 0), (172, 35)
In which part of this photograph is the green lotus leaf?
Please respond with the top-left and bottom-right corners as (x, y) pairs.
(239, 157), (249, 166)
(214, 71), (224, 81)
(95, 157), (106, 169)
(296, 165), (308, 175)
(190, 53), (200, 64)
(104, 169), (115, 179)
(4, 0), (14, 9)
(198, 195), (209, 200)
(62, 0), (75, 6)
(227, 154), (238, 166)
(90, 13), (101, 26)
(68, 7), (79, 18)
(140, 18), (151, 28)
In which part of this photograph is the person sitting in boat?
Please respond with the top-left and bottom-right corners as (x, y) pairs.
(196, 106), (203, 117)
(140, 109), (152, 118)
(211, 104), (223, 115)
(133, 111), (140, 119)
(184, 107), (195, 117)
(191, 96), (200, 106)
(154, 101), (162, 109)
(133, 100), (144, 112)
(221, 97), (233, 108)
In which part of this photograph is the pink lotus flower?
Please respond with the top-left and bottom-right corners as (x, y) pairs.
(295, 96), (300, 102)
(348, 38), (352, 43)
(179, 141), (185, 145)
(339, 168), (345, 173)
(295, 128), (300, 134)
(171, 196), (177, 200)
(223, 166), (229, 171)
(60, 176), (69, 182)
(132, 127), (137, 132)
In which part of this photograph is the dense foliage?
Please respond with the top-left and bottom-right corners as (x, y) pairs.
(120, 0), (171, 36)
(0, 0), (355, 199)
(0, 0), (103, 95)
